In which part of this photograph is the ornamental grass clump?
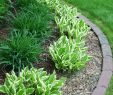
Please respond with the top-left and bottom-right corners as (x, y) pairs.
(0, 67), (65, 95)
(0, 0), (7, 21)
(10, 3), (53, 40)
(11, 4), (52, 39)
(0, 30), (42, 71)
(15, 0), (37, 8)
(49, 36), (90, 71)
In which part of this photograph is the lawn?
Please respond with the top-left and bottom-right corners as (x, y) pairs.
(65, 0), (113, 94)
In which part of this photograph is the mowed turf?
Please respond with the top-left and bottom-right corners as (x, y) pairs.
(65, 0), (113, 95)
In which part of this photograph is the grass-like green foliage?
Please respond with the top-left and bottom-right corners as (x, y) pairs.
(0, 67), (65, 95)
(10, 3), (53, 40)
(0, 0), (7, 21)
(15, 0), (37, 7)
(0, 30), (42, 71)
(49, 36), (90, 71)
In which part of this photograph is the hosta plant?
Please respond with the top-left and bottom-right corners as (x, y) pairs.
(0, 30), (42, 71)
(55, 9), (88, 39)
(0, 67), (65, 95)
(53, 0), (88, 39)
(49, 36), (90, 71)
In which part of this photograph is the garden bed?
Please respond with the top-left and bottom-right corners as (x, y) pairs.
(0, 0), (112, 95)
(0, 27), (103, 95)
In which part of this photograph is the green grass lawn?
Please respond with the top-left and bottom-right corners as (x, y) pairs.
(65, 0), (113, 94)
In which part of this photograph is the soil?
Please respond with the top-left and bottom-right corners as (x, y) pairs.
(0, 28), (102, 95)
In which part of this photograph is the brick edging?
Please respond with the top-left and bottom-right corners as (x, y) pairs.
(78, 15), (113, 95)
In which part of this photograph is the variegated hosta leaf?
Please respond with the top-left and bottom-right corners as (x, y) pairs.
(0, 67), (65, 95)
(49, 36), (91, 71)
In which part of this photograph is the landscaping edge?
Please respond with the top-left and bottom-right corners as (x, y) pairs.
(78, 15), (113, 95)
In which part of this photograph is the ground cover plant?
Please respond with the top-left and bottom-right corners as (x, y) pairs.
(0, 67), (65, 95)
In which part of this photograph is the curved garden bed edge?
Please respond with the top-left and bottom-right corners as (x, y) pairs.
(78, 15), (113, 95)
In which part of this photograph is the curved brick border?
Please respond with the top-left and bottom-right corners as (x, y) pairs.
(78, 15), (113, 95)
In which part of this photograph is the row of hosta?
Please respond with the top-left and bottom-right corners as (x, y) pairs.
(37, 0), (91, 71)
(0, 0), (90, 95)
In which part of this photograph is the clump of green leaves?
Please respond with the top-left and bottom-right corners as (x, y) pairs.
(0, 67), (65, 95)
(0, 0), (7, 21)
(10, 3), (53, 40)
(0, 30), (42, 71)
(15, 0), (37, 7)
(49, 36), (90, 71)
